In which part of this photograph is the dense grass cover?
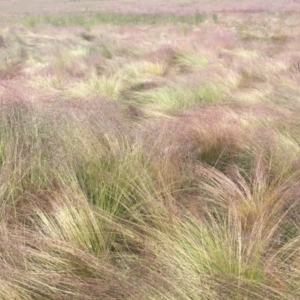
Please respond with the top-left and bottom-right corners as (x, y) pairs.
(1, 10), (300, 299)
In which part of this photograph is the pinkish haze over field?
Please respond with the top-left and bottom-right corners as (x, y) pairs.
(0, 0), (300, 16)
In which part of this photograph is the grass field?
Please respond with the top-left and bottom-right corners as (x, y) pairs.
(1, 2), (300, 299)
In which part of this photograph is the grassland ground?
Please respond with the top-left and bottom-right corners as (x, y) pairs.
(1, 0), (300, 16)
(1, 4), (300, 300)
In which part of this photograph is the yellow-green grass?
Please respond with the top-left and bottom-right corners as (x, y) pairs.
(132, 82), (227, 113)
(21, 11), (208, 28)
(176, 51), (209, 71)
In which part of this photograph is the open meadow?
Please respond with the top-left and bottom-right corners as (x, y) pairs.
(1, 1), (300, 299)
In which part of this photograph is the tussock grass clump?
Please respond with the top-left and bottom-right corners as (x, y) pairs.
(132, 82), (226, 113)
(176, 51), (209, 71)
(0, 42), (27, 79)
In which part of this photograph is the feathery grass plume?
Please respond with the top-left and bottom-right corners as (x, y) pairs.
(175, 106), (255, 168)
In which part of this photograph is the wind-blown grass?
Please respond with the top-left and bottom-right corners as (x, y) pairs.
(1, 9), (300, 300)
(132, 82), (226, 112)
